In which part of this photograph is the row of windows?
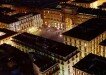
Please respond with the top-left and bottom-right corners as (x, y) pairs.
(44, 10), (61, 16)
(72, 2), (91, 8)
(44, 16), (62, 21)
(9, 14), (41, 27)
(9, 18), (43, 31)
(64, 32), (106, 58)
(10, 40), (80, 75)
(7, 42), (60, 75)
(73, 68), (89, 75)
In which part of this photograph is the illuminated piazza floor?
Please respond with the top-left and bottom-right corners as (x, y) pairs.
(27, 26), (64, 43)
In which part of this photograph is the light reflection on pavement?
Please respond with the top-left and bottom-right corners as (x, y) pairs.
(29, 26), (64, 43)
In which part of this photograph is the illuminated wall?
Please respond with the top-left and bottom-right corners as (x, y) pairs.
(58, 53), (80, 75)
(97, 0), (106, 6)
(99, 40), (106, 58)
(90, 1), (98, 8)
(7, 40), (60, 75)
(63, 31), (106, 58)
(43, 9), (66, 31)
(43, 9), (75, 31)
(70, 14), (95, 28)
(65, 17), (73, 30)
(73, 68), (89, 75)
(0, 22), (8, 28)
(10, 39), (81, 75)
(0, 14), (43, 32)
(99, 45), (106, 57)
(42, 8), (94, 31)
(68, 0), (99, 8)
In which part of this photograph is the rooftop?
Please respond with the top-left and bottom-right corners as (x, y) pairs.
(61, 3), (79, 8)
(98, 2), (106, 9)
(12, 32), (78, 61)
(0, 44), (34, 75)
(0, 12), (38, 24)
(77, 7), (106, 17)
(29, 52), (57, 72)
(73, 0), (97, 3)
(73, 53), (106, 75)
(63, 18), (106, 41)
(9, 12), (38, 19)
(99, 39), (106, 46)
(0, 7), (14, 14)
(16, 0), (59, 8)
(0, 28), (16, 40)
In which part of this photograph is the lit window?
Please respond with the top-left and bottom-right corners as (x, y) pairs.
(48, 11), (50, 13)
(84, 43), (87, 46)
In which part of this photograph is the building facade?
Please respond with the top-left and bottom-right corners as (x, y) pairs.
(99, 39), (106, 57)
(0, 28), (16, 45)
(73, 53), (106, 75)
(10, 32), (81, 75)
(63, 18), (106, 58)
(42, 8), (65, 31)
(68, 0), (98, 8)
(0, 11), (43, 32)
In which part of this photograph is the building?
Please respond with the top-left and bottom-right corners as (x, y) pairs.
(69, 13), (95, 27)
(98, 2), (106, 10)
(77, 7), (106, 18)
(59, 0), (71, 4)
(0, 4), (30, 14)
(0, 6), (14, 14)
(0, 43), (59, 75)
(61, 4), (78, 30)
(61, 4), (95, 29)
(99, 39), (106, 57)
(73, 53), (106, 75)
(42, 3), (96, 31)
(29, 52), (59, 75)
(63, 18), (106, 58)
(0, 8), (43, 32)
(11, 32), (80, 75)
(0, 28), (16, 44)
(97, 0), (106, 7)
(42, 4), (77, 31)
(42, 8), (65, 30)
(68, 0), (98, 8)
